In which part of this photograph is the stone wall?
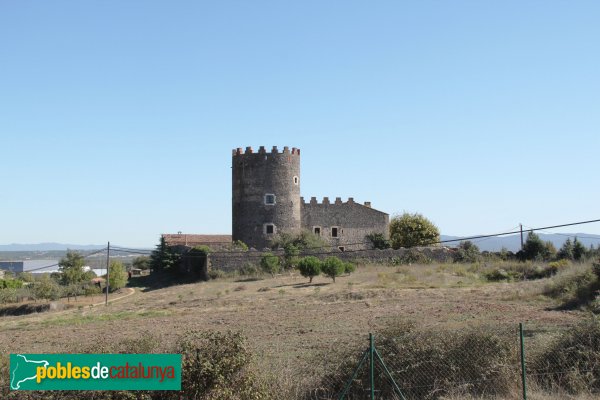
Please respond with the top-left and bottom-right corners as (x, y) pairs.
(207, 247), (454, 271)
(301, 197), (389, 251)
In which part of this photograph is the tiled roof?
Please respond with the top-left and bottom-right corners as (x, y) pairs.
(162, 234), (232, 247)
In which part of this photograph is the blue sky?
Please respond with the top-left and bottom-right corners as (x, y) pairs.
(1, 1), (599, 247)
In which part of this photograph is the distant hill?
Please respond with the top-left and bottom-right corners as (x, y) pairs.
(441, 233), (600, 252)
(0, 243), (105, 252)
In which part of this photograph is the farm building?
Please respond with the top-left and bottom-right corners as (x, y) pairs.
(0, 260), (59, 274)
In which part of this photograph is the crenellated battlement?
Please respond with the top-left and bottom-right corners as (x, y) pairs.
(300, 196), (369, 206)
(232, 146), (301, 156)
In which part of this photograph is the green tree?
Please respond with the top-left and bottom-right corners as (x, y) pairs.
(389, 212), (440, 249)
(454, 241), (481, 263)
(321, 256), (345, 282)
(63, 283), (83, 302)
(573, 237), (588, 261)
(150, 236), (181, 272)
(33, 276), (62, 302)
(58, 250), (86, 285)
(544, 241), (557, 260)
(557, 238), (574, 260)
(108, 260), (127, 291)
(366, 232), (390, 249)
(132, 256), (151, 270)
(297, 256), (322, 283)
(260, 253), (280, 277)
(521, 232), (547, 261)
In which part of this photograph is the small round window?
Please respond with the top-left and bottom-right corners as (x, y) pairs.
(293, 176), (299, 185)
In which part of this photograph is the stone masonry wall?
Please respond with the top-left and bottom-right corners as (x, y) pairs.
(301, 197), (389, 251)
(207, 247), (454, 271)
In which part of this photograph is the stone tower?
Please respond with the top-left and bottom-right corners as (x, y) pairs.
(232, 146), (301, 249)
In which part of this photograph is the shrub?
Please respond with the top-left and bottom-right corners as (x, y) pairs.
(174, 330), (270, 400)
(260, 253), (280, 277)
(297, 256), (321, 283)
(485, 268), (510, 281)
(0, 279), (24, 289)
(231, 240), (248, 251)
(365, 232), (390, 249)
(543, 264), (600, 309)
(343, 261), (356, 274)
(238, 262), (259, 277)
(208, 269), (226, 280)
(531, 318), (600, 393)
(283, 243), (300, 269)
(453, 241), (480, 263)
(391, 249), (432, 265)
(270, 230), (329, 252)
(321, 256), (345, 282)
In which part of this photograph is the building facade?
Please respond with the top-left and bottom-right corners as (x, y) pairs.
(232, 146), (389, 250)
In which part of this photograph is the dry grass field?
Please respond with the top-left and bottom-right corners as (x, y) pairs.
(0, 262), (594, 399)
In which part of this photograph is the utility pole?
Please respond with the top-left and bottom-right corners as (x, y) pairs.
(520, 224), (524, 251)
(105, 242), (110, 306)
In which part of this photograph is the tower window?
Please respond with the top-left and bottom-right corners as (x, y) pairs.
(264, 194), (276, 205)
(313, 226), (321, 236)
(331, 227), (339, 238)
(264, 224), (275, 234)
(338, 246), (345, 252)
(293, 176), (299, 185)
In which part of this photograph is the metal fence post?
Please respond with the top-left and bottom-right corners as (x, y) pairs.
(370, 333), (375, 400)
(519, 323), (527, 400)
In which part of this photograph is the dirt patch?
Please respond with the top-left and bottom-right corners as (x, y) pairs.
(0, 302), (74, 316)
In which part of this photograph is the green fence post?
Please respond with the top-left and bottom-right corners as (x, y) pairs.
(370, 333), (375, 400)
(519, 323), (527, 400)
(337, 349), (369, 400)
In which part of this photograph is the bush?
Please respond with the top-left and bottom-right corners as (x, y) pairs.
(391, 249), (432, 265)
(260, 253), (280, 277)
(531, 318), (600, 393)
(283, 243), (300, 269)
(297, 256), (321, 283)
(174, 330), (270, 400)
(231, 240), (248, 251)
(343, 261), (356, 274)
(270, 230), (329, 252)
(0, 279), (24, 289)
(238, 262), (259, 277)
(365, 232), (390, 249)
(321, 256), (345, 282)
(485, 268), (510, 281)
(543, 263), (600, 309)
(453, 241), (480, 263)
(208, 269), (226, 280)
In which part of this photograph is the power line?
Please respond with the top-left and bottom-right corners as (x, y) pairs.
(10, 248), (108, 273)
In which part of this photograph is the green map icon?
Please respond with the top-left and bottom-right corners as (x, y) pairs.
(10, 354), (49, 390)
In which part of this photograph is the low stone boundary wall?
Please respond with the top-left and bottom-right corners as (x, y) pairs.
(207, 247), (455, 271)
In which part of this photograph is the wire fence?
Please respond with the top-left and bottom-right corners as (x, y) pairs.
(260, 321), (600, 400)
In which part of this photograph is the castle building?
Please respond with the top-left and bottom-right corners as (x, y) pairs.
(232, 146), (389, 250)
